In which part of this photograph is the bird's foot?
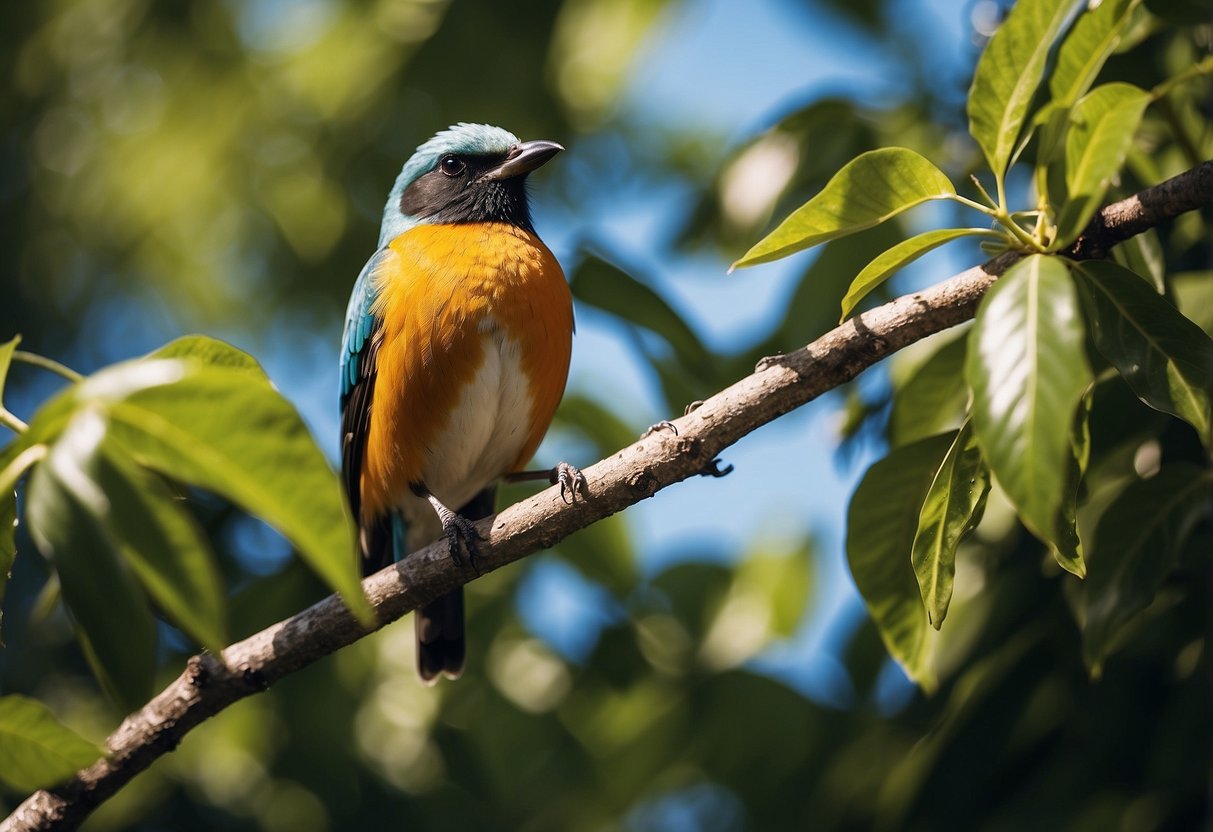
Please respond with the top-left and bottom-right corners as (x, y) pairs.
(427, 495), (485, 574)
(700, 458), (734, 478)
(642, 420), (678, 438)
(550, 461), (588, 504)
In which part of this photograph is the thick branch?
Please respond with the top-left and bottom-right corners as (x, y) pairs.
(4, 160), (1210, 832)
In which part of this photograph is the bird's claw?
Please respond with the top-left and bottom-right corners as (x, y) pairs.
(684, 400), (704, 415)
(700, 458), (734, 478)
(433, 504), (485, 574)
(642, 420), (678, 438)
(551, 461), (588, 504)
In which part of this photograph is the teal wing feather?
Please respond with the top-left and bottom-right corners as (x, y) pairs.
(339, 248), (400, 573)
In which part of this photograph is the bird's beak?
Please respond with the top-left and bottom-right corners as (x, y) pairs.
(481, 139), (564, 181)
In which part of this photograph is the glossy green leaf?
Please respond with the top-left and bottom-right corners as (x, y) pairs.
(1084, 464), (1211, 674)
(889, 334), (969, 447)
(1049, 390), (1090, 577)
(1050, 0), (1139, 107)
(0, 694), (104, 791)
(147, 335), (265, 374)
(1075, 260), (1212, 446)
(841, 228), (998, 322)
(732, 148), (955, 268)
(968, 0), (1073, 178)
(1055, 84), (1150, 245)
(847, 432), (954, 691)
(25, 409), (158, 710)
(967, 255), (1092, 552)
(911, 421), (991, 629)
(571, 254), (711, 372)
(92, 443), (227, 654)
(0, 335), (19, 402)
(101, 363), (370, 623)
(1112, 226), (1165, 292)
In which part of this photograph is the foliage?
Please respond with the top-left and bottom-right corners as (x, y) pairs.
(1, 0), (1210, 829)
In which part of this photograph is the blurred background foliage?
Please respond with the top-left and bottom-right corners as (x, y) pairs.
(1, 0), (1210, 829)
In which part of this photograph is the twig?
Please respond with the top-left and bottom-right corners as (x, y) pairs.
(3, 160), (1211, 832)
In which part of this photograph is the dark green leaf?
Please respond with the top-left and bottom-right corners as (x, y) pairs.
(1050, 389), (1091, 576)
(25, 409), (158, 710)
(1075, 260), (1212, 446)
(911, 421), (991, 629)
(1050, 0), (1139, 107)
(1084, 464), (1211, 674)
(847, 432), (954, 691)
(732, 148), (955, 268)
(92, 443), (227, 654)
(1111, 226), (1165, 292)
(968, 0), (1073, 178)
(841, 228), (998, 322)
(102, 362), (370, 623)
(889, 333), (969, 447)
(0, 489), (15, 645)
(967, 255), (1092, 559)
(0, 694), (104, 791)
(1055, 84), (1150, 246)
(571, 254), (710, 374)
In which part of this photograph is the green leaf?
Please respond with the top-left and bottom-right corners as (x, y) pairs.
(147, 335), (265, 374)
(92, 443), (227, 654)
(0, 694), (104, 791)
(1049, 390), (1090, 577)
(1111, 226), (1165, 292)
(571, 254), (711, 373)
(967, 255), (1092, 552)
(889, 334), (969, 447)
(1084, 464), (1211, 674)
(1074, 260), (1213, 446)
(102, 363), (371, 624)
(911, 421), (991, 629)
(732, 148), (955, 269)
(0, 489), (15, 645)
(968, 0), (1073, 179)
(847, 432), (954, 691)
(1054, 84), (1150, 246)
(0, 335), (19, 402)
(841, 228), (997, 322)
(25, 409), (158, 710)
(1050, 0), (1139, 107)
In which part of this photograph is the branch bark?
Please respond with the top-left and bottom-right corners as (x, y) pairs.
(4, 160), (1210, 832)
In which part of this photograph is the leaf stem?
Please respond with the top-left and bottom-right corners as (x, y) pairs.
(946, 194), (999, 217)
(969, 174), (999, 210)
(0, 408), (27, 434)
(13, 351), (84, 383)
(0, 443), (47, 494)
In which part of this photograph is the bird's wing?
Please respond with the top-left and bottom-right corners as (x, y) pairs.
(340, 248), (394, 573)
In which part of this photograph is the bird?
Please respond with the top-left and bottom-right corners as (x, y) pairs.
(339, 123), (582, 683)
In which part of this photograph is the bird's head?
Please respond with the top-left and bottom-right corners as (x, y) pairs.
(379, 123), (563, 246)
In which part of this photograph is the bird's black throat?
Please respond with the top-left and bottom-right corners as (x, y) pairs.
(400, 155), (535, 232)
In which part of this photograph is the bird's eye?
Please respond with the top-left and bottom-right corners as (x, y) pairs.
(439, 155), (465, 176)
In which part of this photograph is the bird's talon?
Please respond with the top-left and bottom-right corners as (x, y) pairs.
(700, 458), (734, 478)
(553, 461), (587, 504)
(642, 420), (678, 438)
(755, 355), (783, 372)
(684, 400), (704, 415)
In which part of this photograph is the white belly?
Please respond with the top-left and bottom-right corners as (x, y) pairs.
(399, 324), (533, 549)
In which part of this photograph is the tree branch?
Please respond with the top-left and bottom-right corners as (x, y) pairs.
(4, 159), (1210, 832)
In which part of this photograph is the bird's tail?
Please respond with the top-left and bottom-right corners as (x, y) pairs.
(415, 486), (496, 683)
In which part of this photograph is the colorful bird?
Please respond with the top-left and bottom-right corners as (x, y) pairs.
(340, 123), (582, 683)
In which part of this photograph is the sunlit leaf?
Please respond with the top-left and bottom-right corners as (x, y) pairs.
(840, 228), (998, 322)
(0, 694), (104, 791)
(25, 409), (158, 710)
(147, 335), (264, 374)
(911, 421), (990, 629)
(889, 334), (969, 447)
(1084, 464), (1211, 674)
(103, 362), (370, 623)
(967, 255), (1091, 560)
(0, 335), (19, 403)
(732, 149), (955, 269)
(847, 432), (954, 691)
(1054, 84), (1150, 246)
(92, 443), (227, 654)
(1075, 260), (1212, 446)
(1172, 271), (1213, 334)
(968, 0), (1073, 178)
(1050, 0), (1139, 107)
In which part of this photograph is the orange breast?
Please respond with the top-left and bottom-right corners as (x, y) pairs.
(359, 222), (573, 518)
